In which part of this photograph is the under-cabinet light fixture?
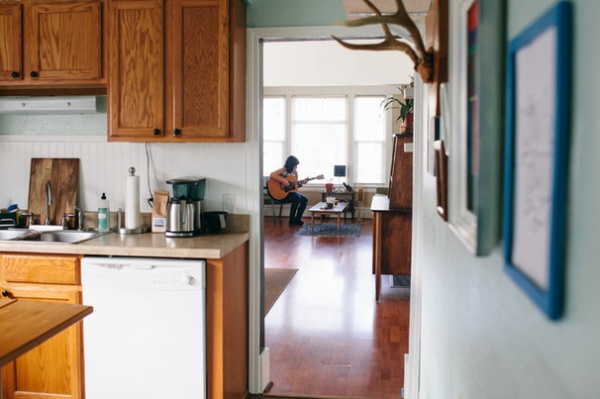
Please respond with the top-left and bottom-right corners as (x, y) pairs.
(0, 96), (98, 114)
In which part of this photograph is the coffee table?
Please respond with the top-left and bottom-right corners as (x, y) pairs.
(320, 191), (356, 220)
(308, 202), (349, 234)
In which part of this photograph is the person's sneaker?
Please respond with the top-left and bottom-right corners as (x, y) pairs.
(289, 219), (304, 226)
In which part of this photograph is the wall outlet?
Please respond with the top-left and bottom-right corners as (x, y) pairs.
(222, 193), (235, 213)
(141, 195), (153, 212)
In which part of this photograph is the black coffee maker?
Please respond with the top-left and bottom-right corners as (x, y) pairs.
(166, 177), (206, 234)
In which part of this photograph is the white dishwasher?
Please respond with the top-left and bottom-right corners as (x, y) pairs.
(81, 256), (206, 399)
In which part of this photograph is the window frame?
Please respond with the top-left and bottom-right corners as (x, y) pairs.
(263, 85), (397, 188)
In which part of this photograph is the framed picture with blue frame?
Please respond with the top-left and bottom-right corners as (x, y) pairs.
(503, 1), (572, 320)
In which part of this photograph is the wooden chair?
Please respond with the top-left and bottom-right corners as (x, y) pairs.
(263, 177), (288, 218)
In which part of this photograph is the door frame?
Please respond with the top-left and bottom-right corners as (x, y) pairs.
(247, 25), (423, 399)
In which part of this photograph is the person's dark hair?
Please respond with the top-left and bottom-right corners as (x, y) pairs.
(284, 155), (299, 173)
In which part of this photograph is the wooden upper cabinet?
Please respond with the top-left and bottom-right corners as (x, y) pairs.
(27, 1), (102, 81)
(170, 0), (228, 139)
(108, 0), (246, 142)
(0, 4), (22, 81)
(0, 0), (105, 89)
(107, 0), (165, 140)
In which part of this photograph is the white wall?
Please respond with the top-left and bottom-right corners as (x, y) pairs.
(415, 0), (600, 398)
(264, 39), (414, 86)
(0, 137), (253, 216)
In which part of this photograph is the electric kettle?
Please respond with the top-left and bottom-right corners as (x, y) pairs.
(165, 197), (196, 237)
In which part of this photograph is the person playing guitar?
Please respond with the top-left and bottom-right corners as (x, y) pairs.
(269, 155), (309, 226)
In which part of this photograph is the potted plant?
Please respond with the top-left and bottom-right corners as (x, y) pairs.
(382, 87), (414, 133)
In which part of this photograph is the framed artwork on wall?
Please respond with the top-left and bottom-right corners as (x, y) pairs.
(446, 0), (506, 255)
(503, 1), (572, 320)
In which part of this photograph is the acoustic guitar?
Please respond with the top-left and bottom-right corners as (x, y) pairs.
(267, 174), (324, 200)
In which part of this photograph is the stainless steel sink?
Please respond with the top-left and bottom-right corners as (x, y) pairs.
(0, 229), (32, 241)
(0, 229), (103, 244)
(38, 230), (101, 244)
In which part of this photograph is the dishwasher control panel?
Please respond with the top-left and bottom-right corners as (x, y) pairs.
(81, 257), (205, 290)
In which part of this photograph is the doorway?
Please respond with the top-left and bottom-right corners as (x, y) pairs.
(259, 30), (413, 398)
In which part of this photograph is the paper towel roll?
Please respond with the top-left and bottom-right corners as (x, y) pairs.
(125, 169), (140, 229)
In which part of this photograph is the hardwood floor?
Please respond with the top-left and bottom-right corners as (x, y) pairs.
(261, 216), (410, 399)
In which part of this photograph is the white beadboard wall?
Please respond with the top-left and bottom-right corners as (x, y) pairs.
(0, 136), (252, 215)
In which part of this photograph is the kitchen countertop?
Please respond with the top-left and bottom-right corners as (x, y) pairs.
(0, 215), (250, 260)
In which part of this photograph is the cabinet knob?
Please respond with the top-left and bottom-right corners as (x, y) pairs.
(11, 71), (19, 78)
(1, 290), (11, 298)
(153, 128), (161, 136)
(173, 128), (181, 136)
(30, 71), (38, 78)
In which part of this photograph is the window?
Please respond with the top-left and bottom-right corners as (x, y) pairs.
(292, 96), (347, 180)
(263, 86), (393, 186)
(354, 96), (386, 184)
(263, 97), (286, 175)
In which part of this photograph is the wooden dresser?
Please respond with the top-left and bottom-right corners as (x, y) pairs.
(371, 133), (413, 300)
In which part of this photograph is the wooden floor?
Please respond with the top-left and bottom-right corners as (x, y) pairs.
(261, 216), (410, 399)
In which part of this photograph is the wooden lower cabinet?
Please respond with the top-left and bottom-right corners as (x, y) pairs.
(206, 242), (249, 399)
(0, 253), (84, 399)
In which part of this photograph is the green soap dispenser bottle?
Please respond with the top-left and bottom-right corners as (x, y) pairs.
(98, 192), (110, 232)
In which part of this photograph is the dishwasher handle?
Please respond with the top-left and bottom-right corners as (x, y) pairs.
(126, 264), (155, 270)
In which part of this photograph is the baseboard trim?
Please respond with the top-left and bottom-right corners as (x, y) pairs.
(260, 347), (270, 392)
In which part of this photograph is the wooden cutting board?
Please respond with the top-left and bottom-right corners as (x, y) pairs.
(28, 158), (79, 226)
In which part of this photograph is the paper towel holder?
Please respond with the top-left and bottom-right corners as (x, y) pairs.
(118, 166), (149, 235)
(118, 225), (149, 235)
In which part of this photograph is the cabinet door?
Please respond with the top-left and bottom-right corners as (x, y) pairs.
(0, 4), (23, 82)
(169, 0), (229, 140)
(0, 287), (83, 399)
(25, 1), (102, 81)
(108, 0), (165, 141)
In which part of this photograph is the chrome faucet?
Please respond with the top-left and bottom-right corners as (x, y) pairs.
(74, 207), (85, 231)
(45, 180), (52, 225)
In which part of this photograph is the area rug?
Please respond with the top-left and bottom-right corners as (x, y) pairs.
(264, 268), (298, 316)
(296, 223), (362, 237)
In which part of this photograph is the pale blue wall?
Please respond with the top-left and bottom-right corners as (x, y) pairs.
(247, 0), (345, 27)
(417, 0), (600, 398)
(0, 113), (106, 136)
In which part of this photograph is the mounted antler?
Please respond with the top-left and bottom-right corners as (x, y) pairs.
(332, 0), (434, 82)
